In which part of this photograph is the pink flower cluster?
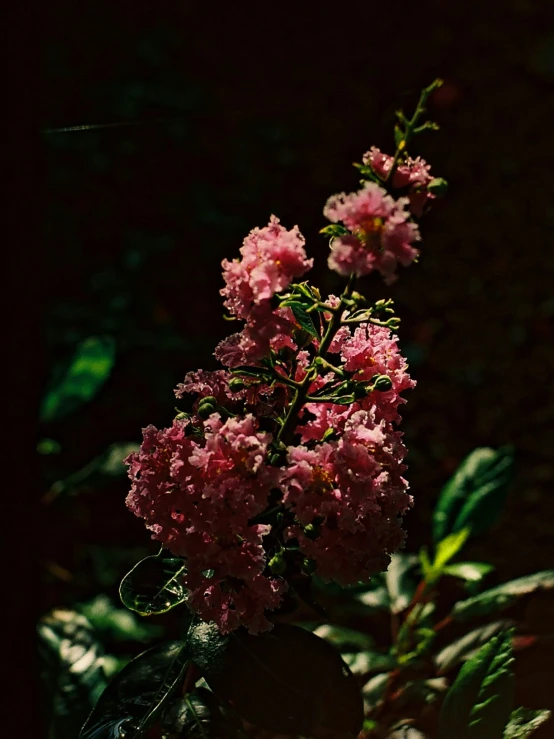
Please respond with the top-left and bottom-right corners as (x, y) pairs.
(126, 136), (432, 632)
(126, 313), (414, 631)
(363, 146), (436, 217)
(215, 216), (313, 367)
(324, 182), (420, 284)
(126, 413), (287, 634)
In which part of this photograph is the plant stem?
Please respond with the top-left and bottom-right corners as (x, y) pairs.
(276, 275), (355, 446)
(386, 79), (442, 185)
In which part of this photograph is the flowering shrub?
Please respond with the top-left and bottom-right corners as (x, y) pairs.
(124, 101), (434, 633)
(57, 81), (552, 739)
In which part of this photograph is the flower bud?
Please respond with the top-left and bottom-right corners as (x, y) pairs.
(373, 375), (393, 392)
(268, 553), (287, 575)
(228, 377), (246, 391)
(197, 396), (218, 419)
(304, 522), (321, 540)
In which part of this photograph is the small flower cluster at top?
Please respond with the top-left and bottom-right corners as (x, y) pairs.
(125, 81), (446, 634)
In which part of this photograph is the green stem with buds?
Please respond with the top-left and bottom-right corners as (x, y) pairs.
(276, 275), (355, 447)
(385, 78), (443, 185)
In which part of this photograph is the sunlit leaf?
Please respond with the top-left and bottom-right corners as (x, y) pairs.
(443, 562), (494, 583)
(435, 620), (514, 674)
(78, 595), (162, 644)
(39, 609), (107, 739)
(362, 673), (391, 711)
(313, 624), (376, 652)
(385, 553), (419, 614)
(342, 650), (397, 677)
(434, 529), (470, 571)
(452, 570), (554, 622)
(503, 707), (552, 738)
(41, 336), (116, 423)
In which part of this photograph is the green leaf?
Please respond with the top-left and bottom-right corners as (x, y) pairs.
(120, 553), (187, 616)
(282, 301), (319, 338)
(503, 707), (552, 738)
(435, 620), (514, 674)
(443, 562), (495, 583)
(437, 630), (515, 739)
(342, 650), (397, 677)
(434, 529), (471, 571)
(452, 570), (554, 622)
(319, 223), (349, 238)
(312, 624), (376, 652)
(41, 336), (116, 423)
(78, 596), (162, 644)
(362, 673), (391, 711)
(79, 641), (189, 739)
(355, 584), (390, 611)
(161, 688), (244, 739)
(385, 553), (419, 614)
(39, 609), (107, 739)
(433, 447), (514, 543)
(427, 177), (448, 196)
(187, 621), (363, 735)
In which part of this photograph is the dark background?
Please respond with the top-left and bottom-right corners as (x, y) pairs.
(10, 0), (554, 735)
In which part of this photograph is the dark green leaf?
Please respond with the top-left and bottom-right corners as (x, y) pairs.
(80, 641), (189, 739)
(435, 620), (514, 674)
(282, 301), (318, 338)
(41, 336), (116, 422)
(187, 621), (363, 735)
(39, 609), (107, 739)
(503, 707), (552, 738)
(452, 570), (554, 622)
(119, 553), (187, 616)
(385, 553), (418, 614)
(437, 630), (515, 739)
(161, 688), (244, 739)
(433, 447), (514, 543)
(78, 596), (162, 644)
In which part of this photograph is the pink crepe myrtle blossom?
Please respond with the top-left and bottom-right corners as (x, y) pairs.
(281, 411), (412, 584)
(221, 215), (313, 321)
(125, 414), (286, 633)
(363, 146), (436, 217)
(324, 182), (420, 283)
(215, 305), (298, 367)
